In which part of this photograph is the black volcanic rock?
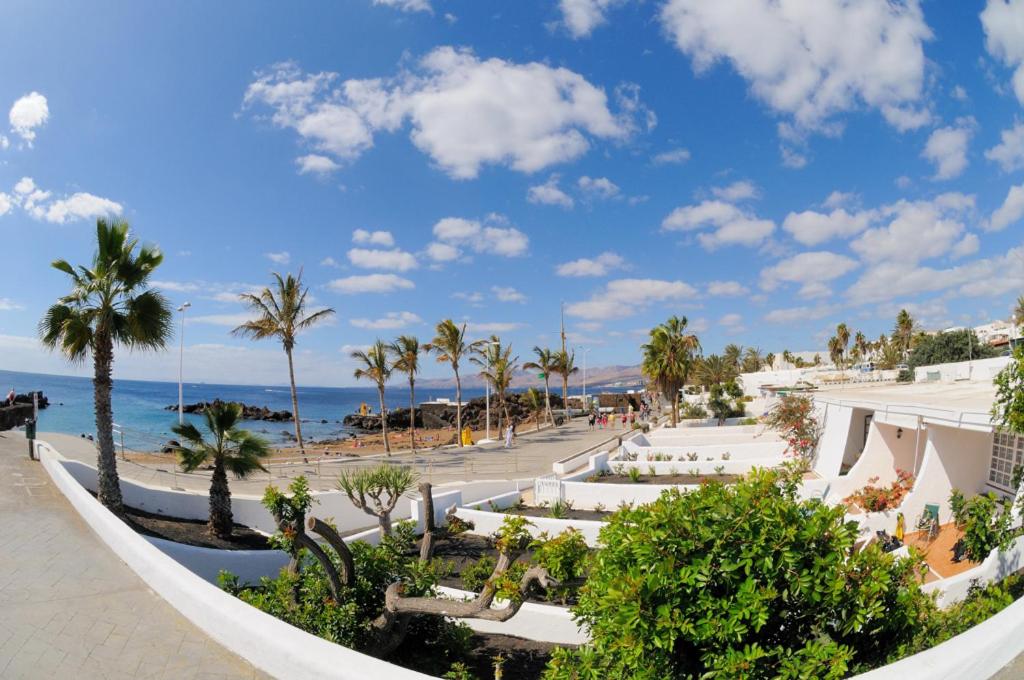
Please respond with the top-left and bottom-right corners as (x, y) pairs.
(165, 399), (293, 422)
(12, 392), (48, 409)
(342, 392), (564, 432)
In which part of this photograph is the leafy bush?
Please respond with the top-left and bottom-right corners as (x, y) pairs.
(547, 498), (573, 519)
(461, 555), (497, 592)
(531, 528), (589, 603)
(627, 466), (641, 483)
(908, 329), (998, 370)
(950, 489), (1014, 562)
(844, 470), (914, 512)
(897, 368), (914, 383)
(543, 469), (935, 679)
(681, 401), (708, 419)
(762, 394), (822, 460)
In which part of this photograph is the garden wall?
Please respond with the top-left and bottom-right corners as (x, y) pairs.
(611, 458), (783, 476)
(452, 490), (606, 547)
(622, 438), (787, 461)
(913, 356), (1010, 384)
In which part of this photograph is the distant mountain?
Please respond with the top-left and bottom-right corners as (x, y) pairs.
(416, 364), (644, 390)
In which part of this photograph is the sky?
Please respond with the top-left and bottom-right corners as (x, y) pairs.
(1, 0), (1024, 387)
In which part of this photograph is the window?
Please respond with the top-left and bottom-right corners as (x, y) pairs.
(988, 431), (1024, 492)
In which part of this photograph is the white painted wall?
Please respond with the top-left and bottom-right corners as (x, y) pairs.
(560, 480), (695, 510)
(899, 424), (993, 527)
(825, 421), (923, 503)
(435, 586), (588, 645)
(914, 356), (1010, 384)
(813, 401), (854, 479)
(454, 505), (605, 546)
(146, 537), (290, 585)
(623, 439), (787, 461)
(612, 458), (782, 476)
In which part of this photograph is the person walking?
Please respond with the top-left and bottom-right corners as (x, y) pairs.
(504, 423), (514, 448)
(588, 411), (596, 430)
(6, 387), (14, 406)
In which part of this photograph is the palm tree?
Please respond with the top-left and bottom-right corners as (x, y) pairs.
(696, 354), (735, 389)
(723, 344), (744, 372)
(741, 346), (763, 373)
(40, 219), (173, 514)
(764, 352), (776, 371)
(351, 341), (394, 454)
(1012, 296), (1024, 333)
(233, 271), (335, 455)
(389, 335), (424, 454)
(641, 316), (701, 427)
(893, 309), (915, 360)
(523, 346), (557, 426)
(427, 320), (478, 446)
(828, 336), (843, 370)
(552, 349), (579, 420)
(172, 402), (269, 538)
(524, 387), (545, 431)
(781, 349), (794, 367)
(471, 336), (519, 432)
(835, 323), (850, 368)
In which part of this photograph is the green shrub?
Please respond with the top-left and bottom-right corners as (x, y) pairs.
(461, 555), (497, 592)
(897, 368), (914, 383)
(951, 490), (1013, 562)
(543, 468), (936, 679)
(681, 402), (708, 419)
(547, 498), (573, 519)
(627, 466), (641, 483)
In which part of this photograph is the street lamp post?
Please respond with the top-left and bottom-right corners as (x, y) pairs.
(578, 346), (592, 411)
(177, 302), (191, 425)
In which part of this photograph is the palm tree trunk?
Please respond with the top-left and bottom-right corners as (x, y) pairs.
(454, 366), (463, 447)
(562, 377), (569, 421)
(543, 378), (553, 426)
(409, 378), (416, 454)
(379, 385), (390, 454)
(209, 456), (233, 539)
(286, 347), (305, 454)
(92, 330), (123, 515)
(671, 393), (679, 428)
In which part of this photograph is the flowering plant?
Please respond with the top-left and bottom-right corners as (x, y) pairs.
(763, 395), (821, 461)
(844, 470), (914, 512)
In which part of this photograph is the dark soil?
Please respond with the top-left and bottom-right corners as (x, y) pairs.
(463, 632), (565, 680)
(589, 472), (741, 485)
(118, 503), (271, 550)
(502, 505), (610, 521)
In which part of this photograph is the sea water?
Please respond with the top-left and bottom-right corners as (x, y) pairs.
(0, 369), (484, 451)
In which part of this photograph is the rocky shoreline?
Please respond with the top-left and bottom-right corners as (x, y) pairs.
(165, 399), (293, 422)
(342, 392), (565, 432)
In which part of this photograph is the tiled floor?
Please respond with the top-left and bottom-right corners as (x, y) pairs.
(0, 431), (270, 679)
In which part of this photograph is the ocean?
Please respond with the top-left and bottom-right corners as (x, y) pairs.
(0, 369), (487, 451)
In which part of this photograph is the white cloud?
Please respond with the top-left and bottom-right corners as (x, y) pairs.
(951, 233), (980, 259)
(465, 321), (525, 334)
(822, 190), (857, 209)
(556, 251), (627, 277)
(245, 48), (645, 180)
(566, 278), (698, 320)
(321, 256), (341, 267)
(265, 251), (291, 265)
(296, 153), (340, 175)
(659, 0), (931, 139)
(0, 192), (12, 217)
(189, 313), (255, 327)
(981, 0), (1024, 105)
(347, 247), (417, 271)
(492, 286), (527, 303)
(990, 183), (1024, 232)
(429, 215), (529, 258)
(151, 280), (202, 293)
(0, 298), (24, 311)
(5, 176), (122, 225)
(895, 175), (912, 189)
(706, 280), (748, 296)
(661, 199), (774, 249)
(760, 251), (858, 298)
(527, 175), (574, 208)
(652, 147), (691, 165)
(578, 175), (620, 199)
(9, 92), (49, 144)
(352, 229), (395, 246)
(452, 291), (484, 305)
(985, 122), (1024, 172)
(782, 207), (873, 246)
(350, 311), (423, 329)
(559, 0), (629, 38)
(711, 180), (760, 202)
(373, 0), (431, 12)
(922, 117), (975, 180)
(951, 85), (969, 102)
(327, 273), (415, 294)
(719, 313), (744, 327)
(846, 246), (1024, 303)
(763, 303), (841, 324)
(850, 194), (973, 262)
(425, 242), (460, 262)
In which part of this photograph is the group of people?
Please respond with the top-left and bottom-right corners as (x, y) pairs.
(586, 396), (655, 431)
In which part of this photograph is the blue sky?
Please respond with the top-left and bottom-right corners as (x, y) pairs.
(1, 0), (1024, 386)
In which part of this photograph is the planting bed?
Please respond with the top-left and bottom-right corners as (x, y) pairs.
(502, 505), (610, 522)
(588, 472), (741, 485)
(462, 633), (563, 680)
(112, 499), (271, 550)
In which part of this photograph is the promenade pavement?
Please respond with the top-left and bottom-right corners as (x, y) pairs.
(49, 417), (626, 494)
(0, 430), (268, 679)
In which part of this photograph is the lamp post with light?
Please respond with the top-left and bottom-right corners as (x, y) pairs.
(483, 339), (501, 442)
(177, 302), (191, 425)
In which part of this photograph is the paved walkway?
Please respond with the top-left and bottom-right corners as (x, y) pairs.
(49, 418), (626, 493)
(0, 431), (269, 679)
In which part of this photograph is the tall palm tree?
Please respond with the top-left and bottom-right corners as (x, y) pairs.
(172, 402), (269, 538)
(696, 354), (735, 389)
(893, 309), (915, 360)
(388, 335), (424, 453)
(741, 346), (763, 373)
(1012, 296), (1024, 333)
(351, 341), (394, 454)
(853, 331), (868, 364)
(523, 346), (557, 426)
(828, 336), (843, 370)
(427, 320), (478, 446)
(641, 316), (701, 427)
(764, 352), (776, 371)
(781, 349), (794, 367)
(40, 219), (173, 514)
(723, 344), (744, 372)
(835, 323), (850, 368)
(233, 271), (335, 455)
(471, 336), (519, 432)
(552, 349), (579, 420)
